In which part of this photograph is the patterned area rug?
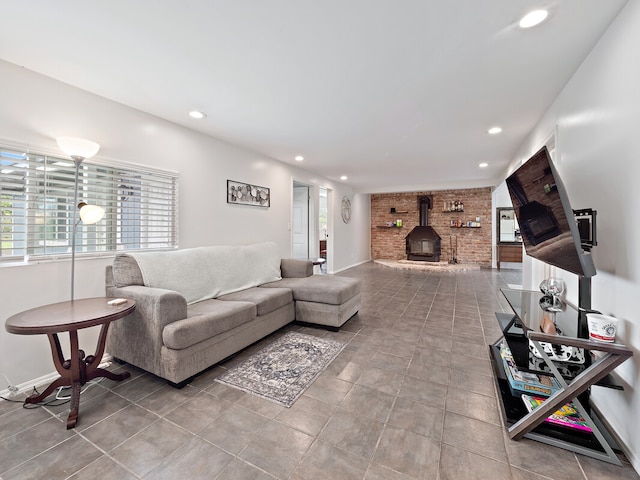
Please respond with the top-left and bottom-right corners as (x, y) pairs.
(215, 331), (345, 407)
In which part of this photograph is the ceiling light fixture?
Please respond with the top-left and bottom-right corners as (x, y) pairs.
(340, 175), (348, 181)
(519, 9), (548, 28)
(488, 127), (502, 135)
(189, 110), (207, 119)
(479, 162), (489, 168)
(295, 155), (304, 161)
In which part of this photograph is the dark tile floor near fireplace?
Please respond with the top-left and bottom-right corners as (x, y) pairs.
(1, 263), (637, 479)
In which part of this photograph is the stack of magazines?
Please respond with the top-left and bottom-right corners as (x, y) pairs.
(521, 394), (592, 432)
(500, 341), (560, 397)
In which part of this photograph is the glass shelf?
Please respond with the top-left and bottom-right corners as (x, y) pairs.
(490, 288), (632, 465)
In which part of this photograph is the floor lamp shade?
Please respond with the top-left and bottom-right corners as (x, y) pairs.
(78, 202), (105, 224)
(56, 137), (100, 160)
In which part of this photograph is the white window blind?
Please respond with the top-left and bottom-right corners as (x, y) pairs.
(1, 143), (178, 263)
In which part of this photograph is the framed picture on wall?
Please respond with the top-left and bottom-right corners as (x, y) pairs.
(227, 180), (270, 207)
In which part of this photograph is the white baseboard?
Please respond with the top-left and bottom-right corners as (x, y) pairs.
(0, 371), (59, 398)
(332, 258), (371, 274)
(0, 354), (113, 398)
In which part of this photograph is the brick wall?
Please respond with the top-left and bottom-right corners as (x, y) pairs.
(371, 188), (493, 266)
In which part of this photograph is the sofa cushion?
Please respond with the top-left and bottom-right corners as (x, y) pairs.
(163, 299), (256, 350)
(112, 254), (145, 287)
(260, 275), (361, 305)
(280, 258), (313, 278)
(217, 287), (293, 316)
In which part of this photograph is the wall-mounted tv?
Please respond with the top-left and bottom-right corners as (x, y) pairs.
(505, 146), (596, 277)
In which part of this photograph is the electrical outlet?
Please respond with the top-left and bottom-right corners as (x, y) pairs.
(7, 385), (18, 397)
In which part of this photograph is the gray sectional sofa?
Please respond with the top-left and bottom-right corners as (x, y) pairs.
(105, 242), (361, 386)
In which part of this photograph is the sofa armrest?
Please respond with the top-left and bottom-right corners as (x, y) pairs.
(106, 264), (187, 327)
(106, 282), (188, 375)
(281, 258), (313, 278)
(107, 285), (188, 328)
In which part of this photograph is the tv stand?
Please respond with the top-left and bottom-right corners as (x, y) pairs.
(490, 288), (632, 465)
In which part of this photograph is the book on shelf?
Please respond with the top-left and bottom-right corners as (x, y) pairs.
(521, 394), (592, 433)
(499, 341), (560, 397)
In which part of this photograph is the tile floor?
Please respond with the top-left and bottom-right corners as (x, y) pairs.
(1, 263), (638, 479)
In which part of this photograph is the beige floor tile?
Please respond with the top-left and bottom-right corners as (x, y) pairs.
(2, 435), (102, 480)
(373, 425), (440, 479)
(82, 404), (158, 451)
(291, 440), (369, 480)
(109, 419), (192, 477)
(319, 409), (385, 459)
(239, 421), (314, 478)
(340, 384), (395, 422)
(68, 455), (138, 480)
(388, 396), (445, 440)
(445, 386), (502, 426)
(198, 404), (270, 454)
(145, 436), (234, 479)
(442, 411), (508, 463)
(439, 443), (511, 480)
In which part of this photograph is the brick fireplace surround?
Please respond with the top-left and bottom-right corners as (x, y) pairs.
(371, 188), (492, 266)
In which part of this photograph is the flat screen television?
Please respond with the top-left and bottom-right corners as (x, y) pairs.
(505, 146), (596, 278)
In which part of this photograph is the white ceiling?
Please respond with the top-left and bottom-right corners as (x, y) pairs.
(0, 0), (628, 193)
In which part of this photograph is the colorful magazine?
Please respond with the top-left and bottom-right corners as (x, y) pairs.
(500, 341), (560, 397)
(521, 394), (592, 432)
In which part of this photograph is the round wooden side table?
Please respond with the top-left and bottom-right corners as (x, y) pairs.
(5, 297), (136, 429)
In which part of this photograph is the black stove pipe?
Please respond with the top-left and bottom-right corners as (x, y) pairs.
(418, 195), (432, 226)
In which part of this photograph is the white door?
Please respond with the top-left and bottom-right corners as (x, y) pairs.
(292, 184), (309, 259)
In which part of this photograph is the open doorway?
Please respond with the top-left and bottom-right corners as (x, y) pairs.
(292, 181), (328, 273)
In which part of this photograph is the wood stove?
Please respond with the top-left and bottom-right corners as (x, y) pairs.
(405, 195), (442, 262)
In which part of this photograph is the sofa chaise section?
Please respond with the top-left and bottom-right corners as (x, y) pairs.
(260, 273), (361, 329)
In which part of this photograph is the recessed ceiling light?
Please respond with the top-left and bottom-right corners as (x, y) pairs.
(519, 10), (548, 28)
(295, 155), (304, 162)
(340, 175), (348, 181)
(488, 126), (502, 135)
(479, 162), (489, 168)
(188, 110), (207, 119)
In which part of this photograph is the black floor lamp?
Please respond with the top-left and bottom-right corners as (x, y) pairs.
(56, 137), (104, 301)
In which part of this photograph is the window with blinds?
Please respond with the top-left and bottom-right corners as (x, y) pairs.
(1, 144), (178, 263)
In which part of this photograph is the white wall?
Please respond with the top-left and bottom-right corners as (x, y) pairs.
(504, 2), (640, 470)
(333, 193), (371, 273)
(0, 60), (371, 389)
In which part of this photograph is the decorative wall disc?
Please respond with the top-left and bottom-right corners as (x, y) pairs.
(341, 196), (351, 224)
